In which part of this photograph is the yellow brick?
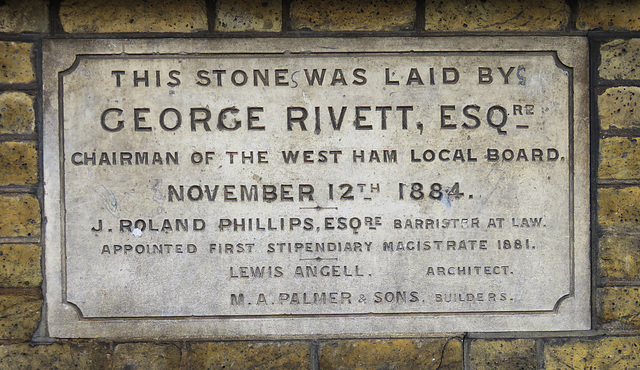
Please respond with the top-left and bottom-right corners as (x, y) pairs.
(600, 235), (640, 280)
(578, 1), (640, 31)
(0, 342), (108, 368)
(216, 0), (281, 32)
(0, 244), (41, 287)
(290, 0), (414, 31)
(0, 142), (37, 185)
(598, 287), (640, 328)
(0, 42), (34, 84)
(189, 341), (310, 369)
(600, 39), (640, 80)
(599, 137), (640, 179)
(424, 0), (569, 31)
(0, 194), (40, 238)
(0, 92), (35, 134)
(470, 339), (536, 370)
(319, 338), (462, 369)
(0, 294), (40, 340)
(60, 0), (207, 33)
(113, 343), (181, 369)
(546, 337), (640, 368)
(598, 187), (640, 228)
(599, 87), (640, 130)
(0, 0), (48, 33)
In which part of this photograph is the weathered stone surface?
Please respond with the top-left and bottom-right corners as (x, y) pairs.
(424, 0), (569, 31)
(290, 0), (414, 31)
(319, 338), (463, 369)
(0, 195), (40, 238)
(599, 87), (640, 130)
(0, 244), (41, 287)
(113, 343), (181, 369)
(470, 339), (536, 370)
(216, 0), (281, 32)
(545, 337), (640, 368)
(0, 42), (34, 84)
(43, 37), (590, 338)
(598, 187), (640, 228)
(600, 39), (640, 80)
(0, 142), (38, 185)
(0, 342), (108, 368)
(599, 137), (640, 179)
(600, 235), (640, 280)
(0, 294), (41, 340)
(188, 341), (309, 369)
(0, 0), (48, 33)
(578, 1), (640, 31)
(59, 0), (207, 33)
(0, 93), (35, 134)
(598, 287), (640, 329)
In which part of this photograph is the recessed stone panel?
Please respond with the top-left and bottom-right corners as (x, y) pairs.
(43, 37), (590, 338)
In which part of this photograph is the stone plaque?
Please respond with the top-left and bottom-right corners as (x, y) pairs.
(43, 37), (589, 338)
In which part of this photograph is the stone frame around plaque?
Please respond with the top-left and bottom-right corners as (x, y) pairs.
(42, 37), (590, 339)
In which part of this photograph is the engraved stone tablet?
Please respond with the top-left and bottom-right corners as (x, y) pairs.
(43, 37), (590, 338)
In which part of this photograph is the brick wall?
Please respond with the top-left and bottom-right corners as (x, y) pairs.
(0, 0), (639, 368)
